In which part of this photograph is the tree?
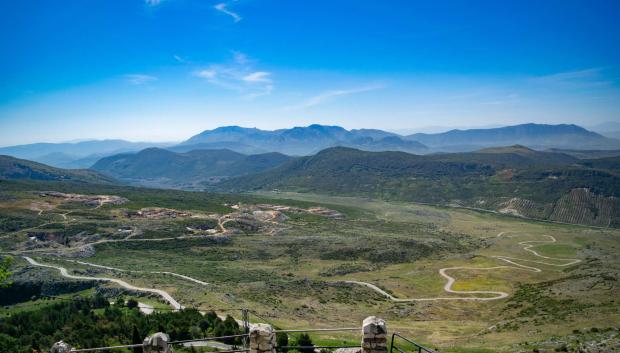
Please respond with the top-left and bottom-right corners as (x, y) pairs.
(296, 333), (314, 353)
(126, 299), (138, 310)
(114, 296), (125, 308)
(0, 256), (13, 288)
(276, 332), (288, 352)
(204, 311), (218, 326)
(132, 325), (141, 353)
(199, 319), (210, 334)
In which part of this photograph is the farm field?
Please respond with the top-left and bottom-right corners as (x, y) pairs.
(1, 182), (619, 352)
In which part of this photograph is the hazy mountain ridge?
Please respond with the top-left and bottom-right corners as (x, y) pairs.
(1, 124), (617, 169)
(0, 140), (172, 169)
(183, 124), (427, 155)
(184, 123), (620, 154)
(406, 123), (620, 151)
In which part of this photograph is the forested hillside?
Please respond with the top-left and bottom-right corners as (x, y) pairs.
(218, 146), (620, 227)
(91, 148), (292, 189)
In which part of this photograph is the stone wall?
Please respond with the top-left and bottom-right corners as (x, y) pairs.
(250, 323), (276, 353)
(362, 316), (388, 353)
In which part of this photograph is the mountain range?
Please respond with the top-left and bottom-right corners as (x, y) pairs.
(2, 141), (619, 227)
(4, 123), (618, 169)
(405, 123), (620, 151)
(181, 124), (428, 155)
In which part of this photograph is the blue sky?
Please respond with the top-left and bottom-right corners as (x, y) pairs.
(1, 0), (619, 145)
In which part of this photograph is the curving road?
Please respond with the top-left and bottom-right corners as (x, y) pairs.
(342, 232), (580, 301)
(23, 256), (183, 310)
(66, 259), (210, 286)
(492, 233), (581, 267)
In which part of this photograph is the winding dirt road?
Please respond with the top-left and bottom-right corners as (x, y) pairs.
(65, 259), (210, 286)
(342, 232), (581, 301)
(23, 256), (183, 310)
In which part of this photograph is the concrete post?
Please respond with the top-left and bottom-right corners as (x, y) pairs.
(250, 323), (276, 353)
(362, 316), (387, 353)
(143, 332), (173, 353)
(50, 341), (72, 353)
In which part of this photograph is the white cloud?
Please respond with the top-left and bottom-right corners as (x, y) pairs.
(193, 52), (273, 98)
(144, 0), (164, 6)
(285, 84), (385, 110)
(195, 69), (217, 79)
(214, 2), (242, 23)
(243, 71), (271, 83)
(532, 68), (611, 88)
(125, 74), (158, 85)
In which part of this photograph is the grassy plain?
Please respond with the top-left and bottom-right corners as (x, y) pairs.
(1, 183), (619, 352)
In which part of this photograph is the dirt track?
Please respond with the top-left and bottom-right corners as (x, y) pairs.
(22, 256), (183, 310)
(66, 259), (210, 286)
(342, 232), (581, 301)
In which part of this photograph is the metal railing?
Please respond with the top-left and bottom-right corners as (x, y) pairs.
(169, 333), (250, 345)
(273, 327), (362, 352)
(67, 333), (251, 352)
(389, 333), (437, 353)
(71, 344), (144, 352)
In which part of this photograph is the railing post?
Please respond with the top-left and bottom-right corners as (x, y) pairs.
(242, 308), (250, 348)
(50, 341), (72, 353)
(143, 332), (173, 353)
(362, 316), (387, 353)
(250, 323), (276, 353)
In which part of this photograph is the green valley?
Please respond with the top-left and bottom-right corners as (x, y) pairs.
(1, 178), (618, 352)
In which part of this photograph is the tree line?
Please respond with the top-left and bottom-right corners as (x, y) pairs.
(0, 294), (243, 353)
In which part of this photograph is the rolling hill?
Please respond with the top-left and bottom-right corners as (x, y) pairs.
(216, 146), (620, 227)
(0, 155), (116, 184)
(91, 148), (292, 189)
(545, 148), (620, 160)
(579, 156), (620, 171)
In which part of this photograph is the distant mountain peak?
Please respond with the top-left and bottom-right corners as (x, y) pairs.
(183, 124), (428, 155)
(406, 123), (617, 151)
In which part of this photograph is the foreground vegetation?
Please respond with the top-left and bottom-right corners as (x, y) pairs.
(1, 179), (619, 352)
(0, 295), (243, 353)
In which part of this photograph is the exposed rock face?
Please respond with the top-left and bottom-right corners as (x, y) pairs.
(38, 191), (128, 207)
(250, 324), (276, 353)
(126, 208), (192, 219)
(362, 316), (387, 353)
